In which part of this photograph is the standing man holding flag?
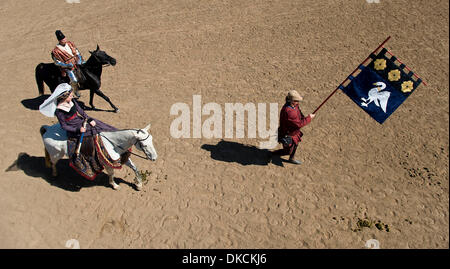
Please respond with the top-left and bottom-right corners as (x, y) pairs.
(270, 37), (424, 166)
(272, 90), (315, 165)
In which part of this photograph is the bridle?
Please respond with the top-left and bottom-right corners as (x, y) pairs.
(98, 129), (153, 160)
(134, 130), (151, 147)
(90, 52), (113, 68)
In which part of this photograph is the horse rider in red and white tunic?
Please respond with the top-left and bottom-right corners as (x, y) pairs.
(51, 30), (84, 98)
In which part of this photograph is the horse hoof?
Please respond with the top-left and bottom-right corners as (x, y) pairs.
(114, 108), (119, 113)
(112, 184), (121, 190)
(135, 183), (143, 191)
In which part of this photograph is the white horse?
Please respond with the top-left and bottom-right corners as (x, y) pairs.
(40, 123), (157, 190)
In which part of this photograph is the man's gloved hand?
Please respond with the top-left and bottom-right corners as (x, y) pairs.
(76, 60), (86, 68)
(77, 54), (85, 65)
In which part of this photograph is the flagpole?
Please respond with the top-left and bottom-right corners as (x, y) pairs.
(312, 36), (391, 114)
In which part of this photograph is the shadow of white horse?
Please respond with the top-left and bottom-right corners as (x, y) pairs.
(40, 123), (157, 190)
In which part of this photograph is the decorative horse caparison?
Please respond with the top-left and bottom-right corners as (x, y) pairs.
(35, 45), (119, 112)
(40, 123), (157, 191)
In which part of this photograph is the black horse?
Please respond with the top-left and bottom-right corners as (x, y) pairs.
(35, 45), (119, 112)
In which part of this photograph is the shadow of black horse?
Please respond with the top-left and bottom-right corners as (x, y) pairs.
(21, 95), (50, 110)
(21, 96), (115, 113)
(201, 140), (277, 166)
(5, 153), (133, 192)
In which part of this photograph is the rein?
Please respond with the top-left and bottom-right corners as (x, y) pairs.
(98, 129), (150, 160)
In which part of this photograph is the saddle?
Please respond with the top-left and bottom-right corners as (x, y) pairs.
(74, 65), (87, 86)
(67, 134), (130, 181)
(68, 136), (102, 180)
(56, 64), (87, 89)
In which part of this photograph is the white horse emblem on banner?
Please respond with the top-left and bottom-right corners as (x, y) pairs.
(361, 82), (391, 113)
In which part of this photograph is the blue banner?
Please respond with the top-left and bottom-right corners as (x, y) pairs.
(341, 49), (421, 124)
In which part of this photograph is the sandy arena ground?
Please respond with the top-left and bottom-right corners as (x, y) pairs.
(0, 0), (448, 248)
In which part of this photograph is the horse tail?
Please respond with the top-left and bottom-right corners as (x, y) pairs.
(40, 125), (47, 136)
(35, 63), (45, 95)
(40, 125), (52, 168)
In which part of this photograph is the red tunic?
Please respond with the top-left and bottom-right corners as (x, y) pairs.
(51, 41), (80, 76)
(279, 103), (311, 145)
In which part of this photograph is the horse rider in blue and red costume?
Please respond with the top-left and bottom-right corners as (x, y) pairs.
(39, 83), (119, 179)
(51, 30), (84, 98)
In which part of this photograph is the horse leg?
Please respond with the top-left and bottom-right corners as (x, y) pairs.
(52, 163), (58, 177)
(84, 69), (119, 112)
(125, 158), (143, 191)
(35, 63), (45, 95)
(43, 148), (57, 177)
(105, 165), (120, 190)
(43, 147), (52, 168)
(89, 89), (97, 110)
(41, 127), (58, 177)
(92, 87), (119, 113)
